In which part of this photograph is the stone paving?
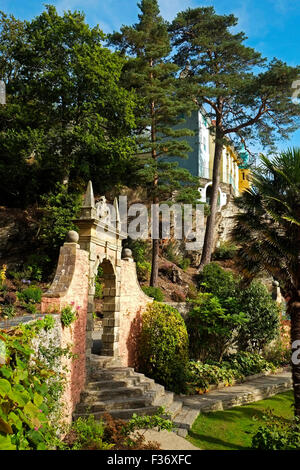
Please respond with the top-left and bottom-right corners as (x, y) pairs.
(180, 369), (292, 414)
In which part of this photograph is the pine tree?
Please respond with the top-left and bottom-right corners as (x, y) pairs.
(170, 7), (300, 270)
(109, 0), (199, 286)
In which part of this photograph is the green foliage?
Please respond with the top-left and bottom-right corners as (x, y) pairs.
(39, 183), (82, 251)
(142, 286), (164, 301)
(60, 408), (173, 450)
(138, 302), (189, 393)
(187, 361), (242, 393)
(0, 304), (16, 319)
(0, 6), (137, 207)
(123, 239), (152, 282)
(126, 407), (174, 432)
(263, 338), (291, 368)
(40, 315), (55, 332)
(60, 415), (113, 450)
(163, 241), (190, 271)
(60, 305), (77, 328)
(136, 261), (151, 282)
(17, 286), (42, 304)
(94, 265), (104, 300)
(196, 263), (280, 356)
(237, 281), (280, 352)
(187, 352), (276, 394)
(198, 262), (238, 305)
(187, 292), (247, 362)
(0, 317), (66, 450)
(224, 351), (276, 377)
(171, 7), (299, 267)
(212, 242), (238, 260)
(252, 413), (300, 450)
(22, 254), (52, 282)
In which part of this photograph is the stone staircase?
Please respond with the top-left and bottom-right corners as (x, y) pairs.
(73, 355), (197, 437)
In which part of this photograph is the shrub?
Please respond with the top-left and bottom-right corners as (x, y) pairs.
(178, 258), (191, 272)
(163, 241), (190, 271)
(138, 302), (189, 393)
(22, 253), (52, 282)
(186, 292), (247, 362)
(198, 264), (280, 355)
(136, 261), (151, 282)
(39, 183), (82, 252)
(237, 281), (280, 353)
(187, 352), (276, 394)
(61, 305), (77, 327)
(198, 262), (239, 306)
(0, 304), (16, 319)
(187, 361), (241, 393)
(61, 409), (172, 450)
(61, 415), (112, 450)
(263, 338), (291, 367)
(212, 241), (238, 260)
(17, 286), (42, 304)
(224, 351), (276, 376)
(123, 239), (152, 282)
(142, 286), (164, 301)
(0, 318), (67, 449)
(252, 413), (300, 450)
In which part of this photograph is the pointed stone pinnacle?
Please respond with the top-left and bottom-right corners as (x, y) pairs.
(113, 197), (121, 223)
(83, 180), (95, 208)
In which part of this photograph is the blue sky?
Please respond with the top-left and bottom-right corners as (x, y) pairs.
(1, 0), (299, 150)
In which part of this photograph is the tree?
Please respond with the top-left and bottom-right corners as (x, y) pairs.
(170, 7), (300, 270)
(0, 6), (137, 206)
(231, 148), (300, 416)
(109, 0), (199, 286)
(237, 281), (280, 353)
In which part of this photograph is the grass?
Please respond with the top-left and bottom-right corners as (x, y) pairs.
(187, 390), (294, 450)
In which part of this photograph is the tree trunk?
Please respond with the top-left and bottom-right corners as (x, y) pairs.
(198, 129), (223, 271)
(290, 289), (300, 416)
(150, 237), (159, 287)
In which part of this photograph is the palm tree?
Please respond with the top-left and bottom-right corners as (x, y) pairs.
(232, 148), (300, 416)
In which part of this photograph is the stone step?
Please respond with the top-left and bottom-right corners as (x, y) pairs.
(164, 400), (183, 419)
(152, 391), (174, 408)
(81, 387), (144, 402)
(90, 369), (134, 381)
(76, 396), (152, 413)
(74, 406), (160, 421)
(90, 355), (122, 368)
(86, 380), (129, 391)
(173, 407), (199, 430)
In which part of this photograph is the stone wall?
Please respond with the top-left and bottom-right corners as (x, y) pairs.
(119, 258), (153, 367)
(41, 239), (89, 423)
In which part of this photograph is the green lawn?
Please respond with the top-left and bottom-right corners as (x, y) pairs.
(187, 391), (294, 450)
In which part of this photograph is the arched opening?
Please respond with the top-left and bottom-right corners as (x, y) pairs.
(92, 258), (116, 356)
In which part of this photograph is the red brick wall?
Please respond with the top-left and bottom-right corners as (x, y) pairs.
(119, 260), (153, 367)
(41, 243), (89, 423)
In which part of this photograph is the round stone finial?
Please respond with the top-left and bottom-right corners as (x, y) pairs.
(66, 230), (79, 243)
(122, 248), (133, 259)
